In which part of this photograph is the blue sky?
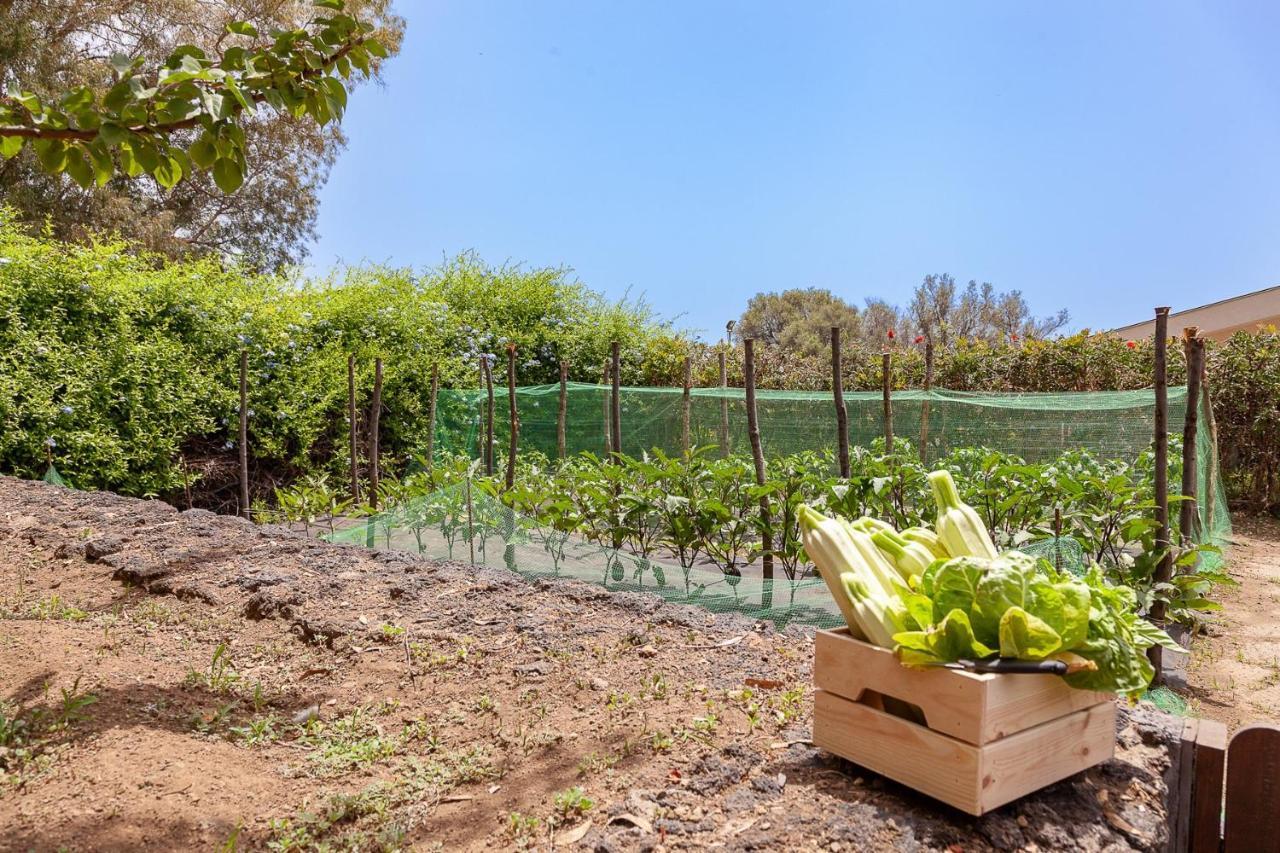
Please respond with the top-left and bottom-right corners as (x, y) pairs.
(311, 1), (1280, 340)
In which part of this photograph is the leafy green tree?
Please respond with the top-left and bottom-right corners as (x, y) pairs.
(0, 0), (401, 269)
(909, 273), (1069, 347)
(735, 288), (861, 358)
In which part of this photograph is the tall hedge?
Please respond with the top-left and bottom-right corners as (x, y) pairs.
(0, 214), (683, 496)
(1, 214), (1276, 512)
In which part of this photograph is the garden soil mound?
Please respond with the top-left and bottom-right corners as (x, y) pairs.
(0, 476), (1180, 851)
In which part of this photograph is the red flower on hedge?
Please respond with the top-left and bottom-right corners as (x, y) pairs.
(1126, 340), (1137, 349)
(1010, 333), (1020, 342)
(913, 335), (925, 344)
(887, 329), (896, 340)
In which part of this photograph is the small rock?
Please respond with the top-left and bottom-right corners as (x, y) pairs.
(514, 661), (556, 677)
(590, 677), (609, 691)
(638, 645), (658, 658)
(54, 541), (86, 560)
(85, 535), (125, 561)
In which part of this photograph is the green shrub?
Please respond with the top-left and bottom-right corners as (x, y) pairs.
(0, 212), (686, 496)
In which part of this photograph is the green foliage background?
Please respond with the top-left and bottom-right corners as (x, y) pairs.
(0, 212), (681, 496)
(0, 211), (1276, 513)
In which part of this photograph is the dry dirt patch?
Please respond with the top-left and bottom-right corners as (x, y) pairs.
(1, 476), (1179, 851)
(1186, 513), (1280, 731)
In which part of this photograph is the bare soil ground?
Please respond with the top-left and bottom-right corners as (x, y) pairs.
(0, 476), (1180, 852)
(1186, 514), (1280, 732)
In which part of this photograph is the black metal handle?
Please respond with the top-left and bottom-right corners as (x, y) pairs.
(957, 657), (1069, 676)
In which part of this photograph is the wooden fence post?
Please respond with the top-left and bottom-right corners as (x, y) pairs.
(239, 350), (250, 520)
(602, 358), (612, 455)
(882, 350), (894, 453)
(558, 360), (569, 461)
(484, 355), (495, 476)
(1150, 307), (1172, 679)
(368, 357), (383, 510)
(1202, 368), (1220, 536)
(718, 350), (729, 458)
(680, 355), (693, 456)
(426, 364), (439, 473)
(1180, 328), (1205, 546)
(1172, 717), (1225, 853)
(610, 341), (622, 460)
(1225, 724), (1280, 851)
(505, 344), (518, 490)
(477, 358), (487, 461)
(744, 338), (773, 590)
(920, 340), (934, 464)
(347, 353), (360, 505)
(832, 327), (850, 478)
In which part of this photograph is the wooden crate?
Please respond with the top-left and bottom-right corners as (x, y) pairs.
(813, 627), (1115, 815)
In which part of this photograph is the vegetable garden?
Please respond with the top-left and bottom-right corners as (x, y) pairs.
(312, 382), (1230, 639)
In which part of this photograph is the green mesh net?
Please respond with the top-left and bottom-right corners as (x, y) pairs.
(1019, 536), (1088, 577)
(433, 384), (1230, 549)
(327, 483), (1094, 630)
(329, 384), (1230, 631)
(1142, 685), (1191, 716)
(327, 481), (853, 628)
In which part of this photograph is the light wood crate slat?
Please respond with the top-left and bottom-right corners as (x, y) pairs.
(812, 627), (1117, 815)
(814, 690), (1115, 815)
(814, 627), (1110, 744)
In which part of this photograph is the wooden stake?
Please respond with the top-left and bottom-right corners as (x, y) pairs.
(368, 358), (383, 510)
(239, 350), (250, 520)
(1053, 506), (1063, 573)
(831, 327), (850, 478)
(505, 345), (518, 490)
(477, 358), (487, 461)
(347, 353), (360, 505)
(557, 360), (569, 460)
(718, 350), (729, 458)
(680, 355), (693, 456)
(1151, 307), (1172, 677)
(466, 476), (476, 565)
(425, 364), (439, 473)
(484, 356), (495, 476)
(920, 340), (934, 464)
(744, 338), (773, 586)
(1201, 369), (1220, 536)
(882, 350), (894, 453)
(602, 358), (612, 455)
(610, 341), (622, 460)
(1180, 330), (1205, 545)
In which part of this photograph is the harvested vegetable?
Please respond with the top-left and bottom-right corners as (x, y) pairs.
(802, 469), (1181, 698)
(798, 506), (907, 646)
(901, 526), (948, 559)
(870, 528), (936, 584)
(896, 553), (1179, 697)
(927, 470), (998, 559)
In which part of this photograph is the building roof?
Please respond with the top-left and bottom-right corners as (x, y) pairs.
(1110, 284), (1280, 341)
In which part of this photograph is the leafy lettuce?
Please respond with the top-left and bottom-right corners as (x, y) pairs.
(894, 553), (1180, 697)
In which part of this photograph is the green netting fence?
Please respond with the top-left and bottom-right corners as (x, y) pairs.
(434, 383), (1228, 546)
(329, 483), (1096, 631)
(327, 384), (1229, 631)
(329, 482), (854, 628)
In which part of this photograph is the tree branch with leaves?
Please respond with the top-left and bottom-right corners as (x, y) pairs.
(0, 0), (386, 193)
